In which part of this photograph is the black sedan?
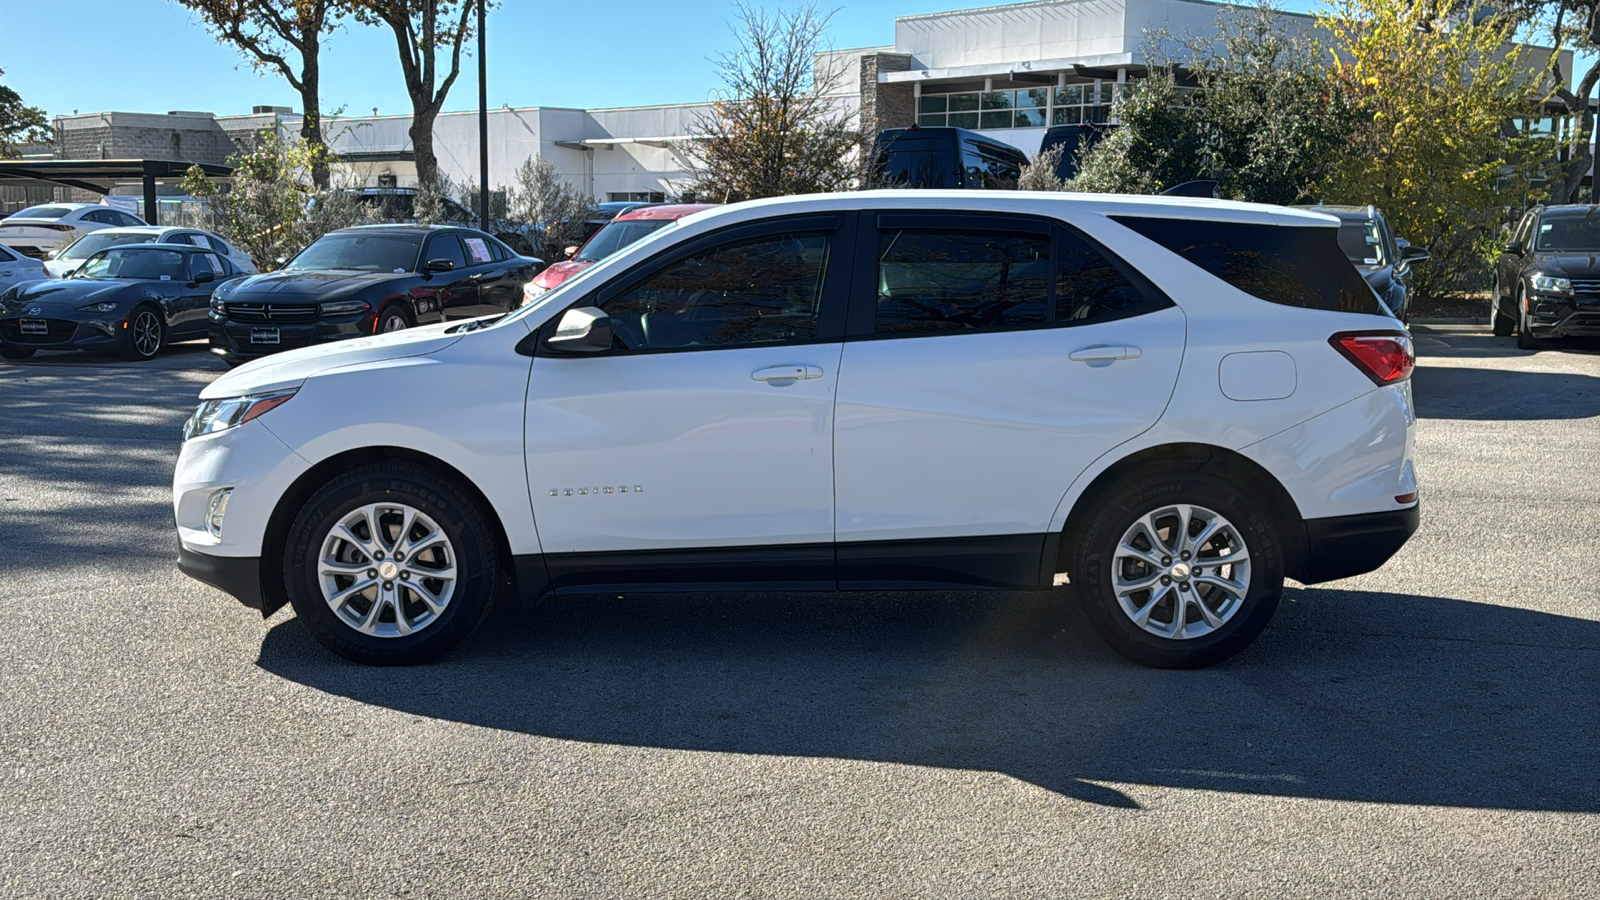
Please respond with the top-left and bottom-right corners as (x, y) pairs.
(0, 244), (243, 361)
(1493, 204), (1600, 349)
(209, 225), (540, 364)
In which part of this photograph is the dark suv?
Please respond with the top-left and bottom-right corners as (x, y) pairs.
(1494, 204), (1600, 349)
(1296, 205), (1428, 321)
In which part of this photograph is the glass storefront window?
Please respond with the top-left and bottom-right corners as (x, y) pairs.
(948, 111), (979, 128)
(917, 80), (1125, 131)
(1052, 106), (1082, 126)
(1015, 108), (1047, 127)
(981, 91), (1015, 110)
(1016, 88), (1048, 108)
(948, 93), (979, 112)
(919, 95), (948, 114)
(1056, 85), (1084, 106)
(917, 112), (946, 126)
(980, 110), (1013, 128)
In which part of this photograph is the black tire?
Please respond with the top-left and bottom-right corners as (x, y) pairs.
(1068, 465), (1285, 669)
(375, 303), (412, 334)
(120, 304), (164, 360)
(1490, 286), (1515, 336)
(0, 346), (35, 360)
(282, 462), (500, 665)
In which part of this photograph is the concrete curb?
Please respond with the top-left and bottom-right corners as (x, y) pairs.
(1409, 317), (1486, 326)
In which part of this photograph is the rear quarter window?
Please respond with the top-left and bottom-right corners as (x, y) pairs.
(1112, 216), (1384, 315)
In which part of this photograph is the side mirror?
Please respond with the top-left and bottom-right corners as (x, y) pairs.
(425, 257), (456, 273)
(193, 271), (216, 284)
(1503, 240), (1523, 256)
(1400, 244), (1430, 263)
(563, 245), (579, 259)
(544, 306), (612, 353)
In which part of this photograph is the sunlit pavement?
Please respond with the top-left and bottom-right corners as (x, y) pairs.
(1, 332), (1595, 898)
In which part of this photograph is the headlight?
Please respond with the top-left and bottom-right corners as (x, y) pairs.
(521, 282), (549, 307)
(1530, 273), (1572, 294)
(182, 389), (297, 441)
(319, 299), (371, 316)
(78, 301), (119, 312)
(210, 294), (224, 314)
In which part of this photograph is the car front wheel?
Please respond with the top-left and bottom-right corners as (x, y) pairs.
(1515, 286), (1541, 350)
(1069, 465), (1284, 668)
(282, 462), (500, 665)
(122, 305), (164, 360)
(377, 304), (411, 333)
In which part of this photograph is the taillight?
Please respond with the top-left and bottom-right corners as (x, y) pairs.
(42, 224), (75, 232)
(1330, 330), (1414, 385)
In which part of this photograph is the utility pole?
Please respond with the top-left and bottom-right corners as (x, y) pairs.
(477, 0), (490, 231)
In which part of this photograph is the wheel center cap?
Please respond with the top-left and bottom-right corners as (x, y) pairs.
(377, 560), (400, 581)
(1169, 562), (1192, 582)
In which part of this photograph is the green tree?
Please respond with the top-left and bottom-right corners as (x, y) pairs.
(1072, 6), (1358, 204)
(687, 2), (859, 202)
(173, 0), (340, 187)
(0, 68), (49, 158)
(506, 155), (592, 259)
(1318, 0), (1555, 298)
(344, 0), (478, 187)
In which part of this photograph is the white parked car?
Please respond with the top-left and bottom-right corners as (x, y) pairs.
(0, 203), (147, 259)
(174, 191), (1419, 668)
(0, 242), (48, 292)
(44, 226), (256, 278)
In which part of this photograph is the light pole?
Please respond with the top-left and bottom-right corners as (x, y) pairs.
(477, 0), (489, 232)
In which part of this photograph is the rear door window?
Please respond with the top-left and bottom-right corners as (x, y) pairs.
(875, 227), (1050, 334)
(1113, 216), (1383, 315)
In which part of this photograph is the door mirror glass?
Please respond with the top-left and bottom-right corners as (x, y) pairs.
(563, 245), (579, 259)
(192, 270), (215, 284)
(1400, 244), (1430, 263)
(1503, 240), (1523, 255)
(545, 306), (612, 352)
(425, 257), (456, 273)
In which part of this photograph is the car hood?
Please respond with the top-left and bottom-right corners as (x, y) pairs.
(532, 260), (594, 289)
(200, 319), (468, 399)
(1528, 252), (1600, 275)
(223, 268), (407, 300)
(4, 279), (134, 311)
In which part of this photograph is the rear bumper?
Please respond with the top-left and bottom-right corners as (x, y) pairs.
(178, 545), (278, 614)
(1295, 504), (1420, 584)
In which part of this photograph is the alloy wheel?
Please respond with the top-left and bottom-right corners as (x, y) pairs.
(1112, 504), (1252, 640)
(131, 310), (161, 357)
(380, 312), (408, 333)
(317, 502), (457, 638)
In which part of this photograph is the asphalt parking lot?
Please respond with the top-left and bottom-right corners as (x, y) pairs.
(1, 331), (1596, 898)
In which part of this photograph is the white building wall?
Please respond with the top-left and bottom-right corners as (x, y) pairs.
(895, 0), (1133, 69)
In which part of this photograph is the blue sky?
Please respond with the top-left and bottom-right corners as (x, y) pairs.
(1, 0), (1323, 120)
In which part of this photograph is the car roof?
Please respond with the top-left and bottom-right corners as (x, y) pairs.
(1295, 205), (1374, 221)
(93, 241), (209, 252)
(83, 225), (193, 235)
(332, 223), (474, 234)
(679, 190), (1342, 230)
(614, 204), (717, 222)
(1535, 204), (1600, 214)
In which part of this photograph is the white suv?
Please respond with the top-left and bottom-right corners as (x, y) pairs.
(174, 191), (1419, 668)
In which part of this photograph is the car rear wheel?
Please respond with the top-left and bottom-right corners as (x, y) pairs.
(121, 305), (163, 360)
(377, 304), (411, 333)
(282, 462), (501, 665)
(1069, 465), (1284, 668)
(0, 347), (35, 360)
(1490, 282), (1515, 337)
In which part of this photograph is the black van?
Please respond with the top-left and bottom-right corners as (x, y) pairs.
(869, 126), (1029, 190)
(1037, 123), (1116, 182)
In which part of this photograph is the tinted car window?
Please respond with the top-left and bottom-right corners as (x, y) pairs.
(1533, 210), (1600, 252)
(8, 205), (73, 220)
(876, 229), (1050, 334)
(286, 233), (423, 272)
(1113, 216), (1383, 315)
(60, 232), (157, 260)
(190, 253), (218, 279)
(872, 137), (957, 189)
(115, 211), (145, 227)
(1336, 219), (1385, 265)
(1056, 229), (1163, 323)
(577, 219), (675, 262)
(960, 139), (1024, 190)
(76, 247), (187, 281)
(425, 234), (469, 270)
(600, 231), (830, 351)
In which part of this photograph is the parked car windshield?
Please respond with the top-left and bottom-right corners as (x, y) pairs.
(1534, 210), (1600, 252)
(7, 205), (73, 220)
(285, 232), (422, 272)
(73, 247), (188, 281)
(1336, 220), (1385, 266)
(58, 232), (158, 260)
(576, 219), (676, 262)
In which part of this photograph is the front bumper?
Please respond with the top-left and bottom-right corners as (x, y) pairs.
(1296, 504), (1420, 584)
(178, 545), (272, 612)
(209, 310), (375, 360)
(0, 314), (123, 351)
(1526, 294), (1600, 338)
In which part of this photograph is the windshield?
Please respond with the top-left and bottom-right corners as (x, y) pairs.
(1534, 210), (1600, 252)
(7, 205), (73, 220)
(286, 232), (422, 272)
(61, 232), (158, 260)
(1336, 220), (1385, 266)
(74, 247), (188, 281)
(576, 219), (675, 262)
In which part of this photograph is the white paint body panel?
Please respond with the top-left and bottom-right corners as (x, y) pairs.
(525, 345), (844, 553)
(835, 307), (1185, 541)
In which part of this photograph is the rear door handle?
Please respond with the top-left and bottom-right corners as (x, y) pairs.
(752, 365), (823, 382)
(1069, 345), (1141, 362)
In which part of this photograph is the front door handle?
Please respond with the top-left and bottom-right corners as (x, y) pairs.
(752, 364), (823, 382)
(1069, 345), (1141, 362)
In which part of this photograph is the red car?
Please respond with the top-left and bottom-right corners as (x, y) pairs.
(521, 204), (714, 305)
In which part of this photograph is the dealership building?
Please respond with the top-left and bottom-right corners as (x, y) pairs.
(22, 0), (1573, 210)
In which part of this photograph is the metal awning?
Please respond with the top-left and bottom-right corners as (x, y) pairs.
(0, 159), (232, 225)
